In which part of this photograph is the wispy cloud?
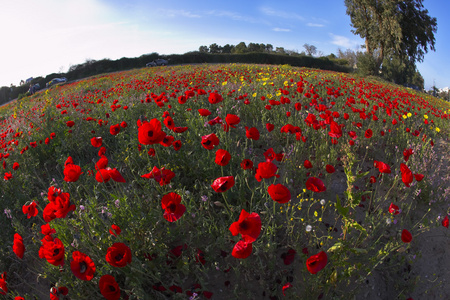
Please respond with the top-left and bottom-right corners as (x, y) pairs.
(157, 9), (201, 18)
(206, 10), (261, 24)
(307, 23), (325, 28)
(260, 7), (305, 21)
(329, 33), (360, 48)
(273, 28), (291, 32)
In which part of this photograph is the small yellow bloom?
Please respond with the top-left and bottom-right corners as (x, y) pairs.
(402, 115), (407, 119)
(424, 114), (428, 119)
(407, 112), (412, 117)
(436, 127), (440, 132)
(222, 81), (227, 86)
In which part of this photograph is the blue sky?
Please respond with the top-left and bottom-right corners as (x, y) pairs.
(0, 0), (448, 90)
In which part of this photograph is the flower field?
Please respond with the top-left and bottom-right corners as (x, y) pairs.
(0, 64), (449, 299)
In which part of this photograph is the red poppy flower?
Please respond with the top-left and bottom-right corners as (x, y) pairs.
(414, 173), (424, 181)
(99, 275), (120, 300)
(163, 116), (175, 130)
(161, 192), (186, 222)
(282, 282), (293, 296)
(388, 203), (400, 215)
(95, 155), (108, 170)
(95, 168), (111, 183)
(255, 161), (279, 182)
(401, 229), (412, 243)
(211, 176), (235, 193)
(66, 121), (75, 127)
(348, 131), (357, 139)
(442, 215), (449, 228)
(240, 159), (253, 170)
(328, 121), (342, 138)
(91, 137), (103, 147)
(12, 162), (19, 170)
(169, 285), (183, 293)
(109, 124), (121, 135)
(225, 114), (240, 129)
(41, 223), (56, 236)
(0, 272), (6, 295)
(305, 177), (326, 193)
(208, 92), (223, 104)
(245, 126), (260, 140)
(400, 163), (413, 187)
(70, 251), (96, 281)
(173, 140), (182, 151)
(198, 109), (211, 116)
(52, 192), (76, 219)
(13, 233), (25, 259)
(229, 209), (261, 242)
(201, 133), (220, 150)
(22, 201), (38, 218)
(50, 286), (68, 300)
(106, 243), (132, 268)
(403, 148), (414, 162)
(263, 148), (276, 162)
(232, 240), (253, 259)
(266, 123), (275, 132)
(282, 249), (296, 265)
(306, 251), (328, 274)
(138, 118), (166, 145)
(4, 172), (12, 180)
(160, 135), (174, 147)
(41, 238), (65, 266)
(267, 184), (291, 204)
(63, 159), (83, 182)
(374, 161), (391, 174)
(369, 176), (376, 183)
(325, 164), (335, 173)
(109, 224), (121, 236)
(15, 297), (25, 300)
(215, 149), (231, 166)
(141, 166), (175, 186)
(304, 160), (313, 169)
(364, 129), (373, 138)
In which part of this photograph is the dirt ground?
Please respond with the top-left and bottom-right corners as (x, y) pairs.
(357, 138), (450, 300)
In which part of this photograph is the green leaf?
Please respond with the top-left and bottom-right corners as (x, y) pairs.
(349, 222), (367, 236)
(355, 170), (370, 179)
(328, 242), (343, 252)
(336, 195), (349, 218)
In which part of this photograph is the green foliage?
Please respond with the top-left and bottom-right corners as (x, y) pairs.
(345, 0), (437, 71)
(356, 52), (377, 76)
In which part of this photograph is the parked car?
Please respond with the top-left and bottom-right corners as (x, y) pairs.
(28, 83), (40, 95)
(46, 77), (67, 88)
(146, 59), (168, 67)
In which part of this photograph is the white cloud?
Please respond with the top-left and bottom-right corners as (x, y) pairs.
(329, 33), (360, 48)
(273, 28), (291, 32)
(259, 6), (305, 21)
(206, 10), (262, 24)
(307, 23), (325, 28)
(156, 9), (201, 18)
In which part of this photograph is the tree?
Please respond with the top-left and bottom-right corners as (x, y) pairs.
(199, 46), (209, 53)
(222, 44), (234, 53)
(303, 44), (317, 56)
(345, 0), (437, 70)
(209, 43), (221, 53)
(233, 42), (248, 54)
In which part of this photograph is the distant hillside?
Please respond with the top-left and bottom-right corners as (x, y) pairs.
(0, 52), (350, 106)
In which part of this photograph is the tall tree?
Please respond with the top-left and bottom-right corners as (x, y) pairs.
(345, 0), (437, 70)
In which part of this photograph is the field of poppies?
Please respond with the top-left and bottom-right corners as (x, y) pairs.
(0, 64), (449, 299)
